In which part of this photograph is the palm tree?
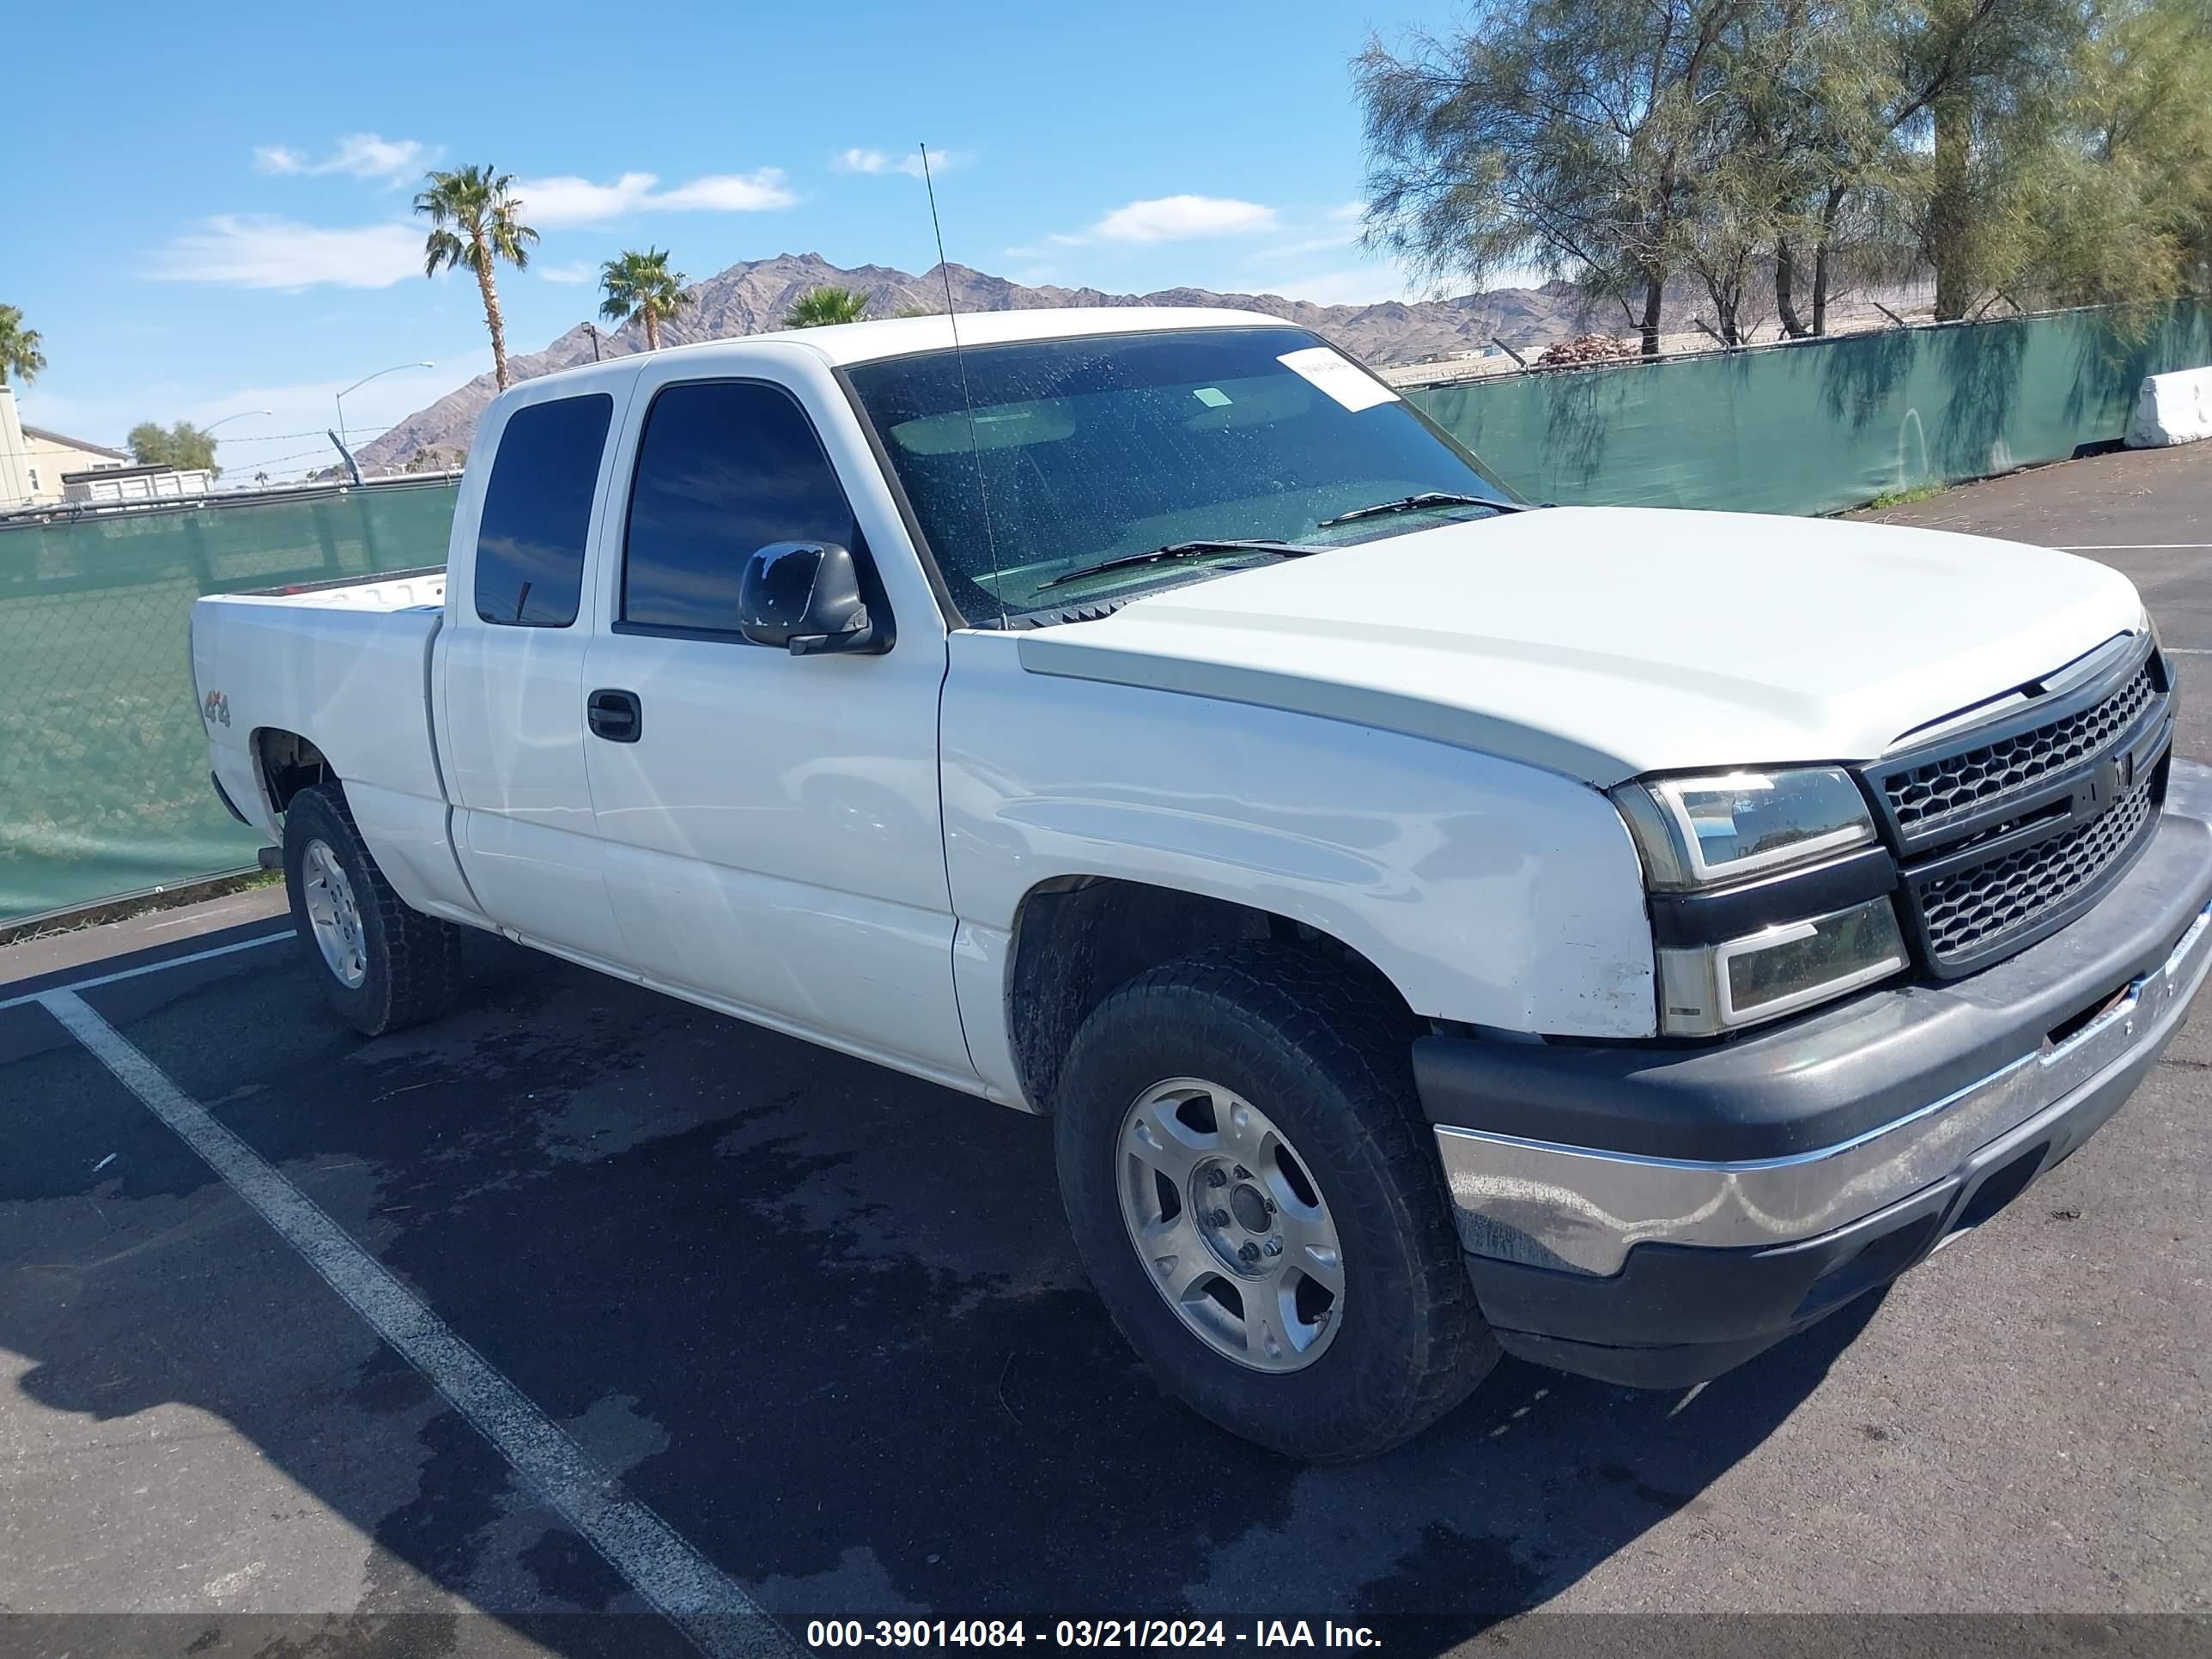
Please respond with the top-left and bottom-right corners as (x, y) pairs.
(416, 166), (538, 391)
(599, 248), (690, 351)
(0, 304), (46, 387)
(781, 286), (872, 329)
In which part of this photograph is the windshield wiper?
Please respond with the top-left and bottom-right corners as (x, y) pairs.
(1036, 538), (1319, 592)
(1316, 491), (1524, 529)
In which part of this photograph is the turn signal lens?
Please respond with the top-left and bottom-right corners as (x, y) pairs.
(1656, 897), (1907, 1036)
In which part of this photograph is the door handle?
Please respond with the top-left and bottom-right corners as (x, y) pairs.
(586, 688), (642, 743)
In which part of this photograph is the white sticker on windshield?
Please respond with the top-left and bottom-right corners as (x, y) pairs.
(1277, 345), (1400, 412)
(1192, 386), (1232, 408)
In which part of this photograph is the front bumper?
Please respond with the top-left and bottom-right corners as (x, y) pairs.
(1419, 758), (2212, 1388)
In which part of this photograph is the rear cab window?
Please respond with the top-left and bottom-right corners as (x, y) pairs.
(472, 392), (615, 627)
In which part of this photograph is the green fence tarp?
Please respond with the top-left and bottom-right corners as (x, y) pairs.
(0, 483), (459, 923)
(1408, 301), (2212, 515)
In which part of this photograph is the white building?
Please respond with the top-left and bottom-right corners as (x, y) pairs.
(0, 385), (132, 506)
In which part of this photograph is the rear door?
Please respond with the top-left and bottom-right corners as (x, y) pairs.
(437, 375), (639, 969)
(578, 347), (973, 1085)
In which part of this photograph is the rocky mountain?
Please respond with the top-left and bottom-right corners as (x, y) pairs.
(356, 252), (1597, 471)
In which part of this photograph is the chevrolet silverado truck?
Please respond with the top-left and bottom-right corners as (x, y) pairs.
(191, 307), (2211, 1461)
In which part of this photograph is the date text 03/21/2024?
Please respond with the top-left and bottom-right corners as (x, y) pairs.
(805, 1621), (1384, 1650)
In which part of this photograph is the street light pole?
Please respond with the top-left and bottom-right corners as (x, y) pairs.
(199, 410), (274, 487)
(335, 362), (434, 452)
(203, 409), (274, 434)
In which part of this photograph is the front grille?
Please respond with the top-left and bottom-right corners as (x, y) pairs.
(1917, 778), (2155, 960)
(1885, 663), (2156, 830)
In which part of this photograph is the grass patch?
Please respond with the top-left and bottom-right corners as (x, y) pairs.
(1864, 480), (1950, 510)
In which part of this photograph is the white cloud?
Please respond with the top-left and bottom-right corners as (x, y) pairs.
(1089, 195), (1279, 243)
(837, 147), (969, 179)
(253, 133), (430, 184)
(650, 171), (799, 211)
(539, 260), (596, 284)
(515, 172), (659, 227)
(514, 168), (796, 228)
(148, 216), (422, 289)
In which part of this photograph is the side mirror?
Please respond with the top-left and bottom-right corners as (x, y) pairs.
(737, 541), (885, 655)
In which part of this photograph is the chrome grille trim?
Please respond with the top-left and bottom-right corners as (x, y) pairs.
(1884, 663), (2155, 831)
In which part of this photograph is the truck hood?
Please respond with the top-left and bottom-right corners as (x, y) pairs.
(1014, 507), (2147, 786)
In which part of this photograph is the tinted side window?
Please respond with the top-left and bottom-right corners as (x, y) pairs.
(472, 393), (613, 627)
(622, 380), (857, 634)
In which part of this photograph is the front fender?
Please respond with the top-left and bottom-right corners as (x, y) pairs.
(940, 632), (1656, 1042)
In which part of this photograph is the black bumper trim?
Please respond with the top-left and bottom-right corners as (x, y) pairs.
(1416, 796), (2212, 1163)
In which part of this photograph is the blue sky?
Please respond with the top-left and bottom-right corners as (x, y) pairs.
(10, 1), (1459, 481)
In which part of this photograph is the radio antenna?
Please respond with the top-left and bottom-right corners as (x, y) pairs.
(919, 141), (1006, 625)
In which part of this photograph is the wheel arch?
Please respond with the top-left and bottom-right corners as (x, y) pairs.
(251, 726), (337, 817)
(1001, 874), (1413, 1115)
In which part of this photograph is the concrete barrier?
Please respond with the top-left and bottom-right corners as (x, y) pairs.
(2124, 365), (2212, 448)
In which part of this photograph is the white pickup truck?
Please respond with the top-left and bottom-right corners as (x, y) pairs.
(193, 307), (2211, 1461)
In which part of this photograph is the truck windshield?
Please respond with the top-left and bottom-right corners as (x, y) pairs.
(844, 326), (1514, 619)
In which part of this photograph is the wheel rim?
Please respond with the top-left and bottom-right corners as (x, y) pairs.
(301, 838), (368, 989)
(1115, 1078), (1345, 1373)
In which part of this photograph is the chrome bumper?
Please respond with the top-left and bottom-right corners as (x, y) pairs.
(1435, 892), (2212, 1279)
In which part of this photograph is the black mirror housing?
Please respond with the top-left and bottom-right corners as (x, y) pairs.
(737, 541), (886, 655)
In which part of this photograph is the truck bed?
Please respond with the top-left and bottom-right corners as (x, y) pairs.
(191, 571), (456, 905)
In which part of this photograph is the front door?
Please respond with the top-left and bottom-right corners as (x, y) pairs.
(579, 359), (972, 1085)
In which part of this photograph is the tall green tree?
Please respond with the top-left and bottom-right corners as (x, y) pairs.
(2004, 0), (2212, 307)
(0, 304), (46, 387)
(1888, 0), (2090, 318)
(1697, 1), (1909, 337)
(1358, 0), (2207, 343)
(1357, 1), (1753, 356)
(416, 166), (539, 391)
(599, 248), (691, 350)
(127, 420), (220, 475)
(781, 286), (872, 329)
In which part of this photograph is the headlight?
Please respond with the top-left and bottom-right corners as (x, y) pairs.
(1656, 898), (1906, 1035)
(1614, 766), (1902, 1036)
(1613, 766), (1875, 890)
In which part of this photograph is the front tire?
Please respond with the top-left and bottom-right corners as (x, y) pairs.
(1054, 942), (1498, 1462)
(283, 783), (463, 1036)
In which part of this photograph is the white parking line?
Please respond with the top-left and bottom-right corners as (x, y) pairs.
(38, 988), (793, 1659)
(0, 929), (297, 1013)
(2054, 543), (2212, 550)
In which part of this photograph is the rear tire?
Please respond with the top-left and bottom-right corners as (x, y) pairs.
(283, 783), (464, 1036)
(1053, 941), (1498, 1462)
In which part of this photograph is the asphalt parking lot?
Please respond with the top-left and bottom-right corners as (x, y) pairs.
(3, 441), (2209, 1658)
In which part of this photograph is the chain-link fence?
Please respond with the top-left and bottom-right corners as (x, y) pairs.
(0, 481), (459, 924)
